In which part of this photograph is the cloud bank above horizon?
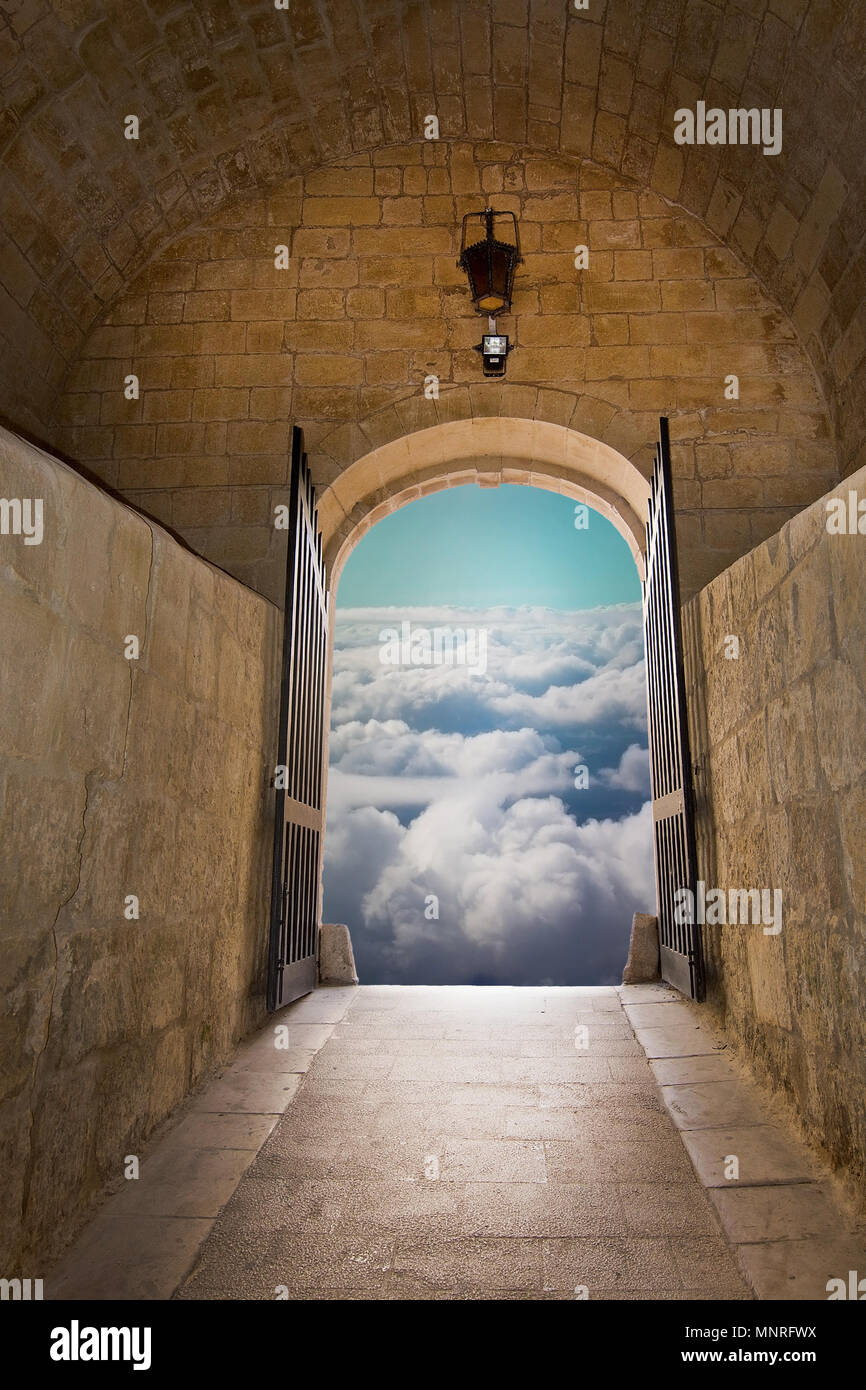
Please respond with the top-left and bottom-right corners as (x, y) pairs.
(321, 602), (655, 986)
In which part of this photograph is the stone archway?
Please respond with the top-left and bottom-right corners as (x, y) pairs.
(318, 415), (650, 591)
(2, 3), (864, 477)
(46, 137), (838, 611)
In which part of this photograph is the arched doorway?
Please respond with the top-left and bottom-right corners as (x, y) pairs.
(268, 415), (699, 1007)
(322, 472), (652, 987)
(319, 416), (650, 588)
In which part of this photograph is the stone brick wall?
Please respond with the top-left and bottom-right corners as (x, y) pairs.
(54, 144), (836, 605)
(0, 2), (863, 485)
(0, 426), (280, 1270)
(683, 463), (866, 1201)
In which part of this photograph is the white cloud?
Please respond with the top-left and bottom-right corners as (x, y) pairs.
(324, 793), (654, 986)
(487, 661), (647, 728)
(600, 742), (652, 794)
(322, 603), (655, 985)
(326, 723), (577, 814)
(330, 603), (649, 731)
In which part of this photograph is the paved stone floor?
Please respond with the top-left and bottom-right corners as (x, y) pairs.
(175, 985), (751, 1300)
(50, 983), (866, 1302)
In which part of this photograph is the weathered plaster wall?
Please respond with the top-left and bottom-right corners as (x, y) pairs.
(0, 426), (280, 1270)
(683, 464), (866, 1200)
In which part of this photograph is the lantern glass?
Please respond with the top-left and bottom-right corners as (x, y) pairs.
(459, 211), (521, 315)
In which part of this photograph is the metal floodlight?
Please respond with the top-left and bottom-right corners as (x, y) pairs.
(473, 332), (513, 378)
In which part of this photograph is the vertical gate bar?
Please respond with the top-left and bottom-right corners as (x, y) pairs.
(301, 824), (310, 964)
(307, 824), (317, 959)
(296, 475), (310, 807)
(284, 822), (293, 977)
(304, 820), (313, 968)
(655, 496), (673, 798)
(290, 490), (309, 807)
(661, 417), (703, 998)
(307, 825), (316, 961)
(268, 428), (303, 1010)
(286, 496), (301, 808)
(311, 549), (323, 813)
(296, 484), (309, 805)
(283, 828), (293, 984)
(306, 474), (318, 808)
(313, 609), (324, 809)
(646, 468), (659, 789)
(308, 826), (317, 960)
(302, 468), (318, 809)
(645, 505), (660, 801)
(300, 497), (312, 805)
(661, 489), (682, 801)
(286, 821), (295, 973)
(299, 823), (308, 967)
(299, 823), (308, 968)
(313, 532), (327, 809)
(295, 471), (313, 805)
(298, 823), (308, 967)
(658, 488), (676, 798)
(643, 417), (704, 999)
(268, 426), (328, 1010)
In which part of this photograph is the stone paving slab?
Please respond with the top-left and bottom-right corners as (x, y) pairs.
(625, 983), (866, 1305)
(189, 1072), (303, 1114)
(650, 1054), (738, 1086)
(232, 1045), (318, 1074)
(104, 1149), (262, 1220)
(51, 1216), (214, 1301)
(681, 1123), (819, 1188)
(176, 986), (753, 1301)
(47, 983), (866, 1302)
(661, 1079), (767, 1130)
(45, 987), (353, 1300)
(736, 1239), (866, 1301)
(631, 1024), (726, 1059)
(709, 1184), (846, 1244)
(156, 1111), (281, 1153)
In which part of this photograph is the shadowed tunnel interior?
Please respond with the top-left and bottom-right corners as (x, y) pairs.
(1, 0), (866, 1317)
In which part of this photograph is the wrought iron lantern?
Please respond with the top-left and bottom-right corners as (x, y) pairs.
(457, 208), (522, 316)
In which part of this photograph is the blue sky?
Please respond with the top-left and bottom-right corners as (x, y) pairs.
(322, 484), (654, 987)
(337, 483), (642, 610)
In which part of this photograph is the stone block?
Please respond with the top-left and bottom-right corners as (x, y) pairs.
(294, 355), (364, 387)
(622, 914), (660, 984)
(778, 543), (834, 684)
(318, 924), (359, 985)
(812, 659), (866, 791)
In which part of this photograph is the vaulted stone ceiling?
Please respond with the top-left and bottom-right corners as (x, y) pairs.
(1, 0), (864, 471)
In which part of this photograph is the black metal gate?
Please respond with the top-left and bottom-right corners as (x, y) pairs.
(642, 417), (704, 1000)
(268, 426), (329, 1010)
